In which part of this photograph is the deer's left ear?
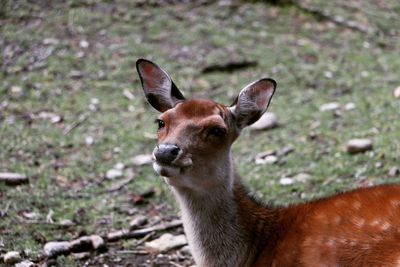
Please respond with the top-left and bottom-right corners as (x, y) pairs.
(231, 78), (276, 129)
(136, 59), (185, 113)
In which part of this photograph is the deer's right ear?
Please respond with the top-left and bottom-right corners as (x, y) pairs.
(136, 59), (185, 112)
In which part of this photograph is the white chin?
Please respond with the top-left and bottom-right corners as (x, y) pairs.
(153, 162), (181, 178)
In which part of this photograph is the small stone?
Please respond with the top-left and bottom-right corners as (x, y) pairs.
(44, 241), (71, 257)
(114, 162), (125, 170)
(249, 112), (279, 130)
(79, 40), (89, 48)
(145, 233), (187, 252)
(89, 235), (105, 250)
(388, 167), (400, 177)
(43, 38), (60, 45)
(10, 86), (23, 96)
(279, 177), (294, 185)
(180, 245), (191, 255)
(50, 115), (62, 124)
(123, 89), (135, 100)
(319, 102), (340, 112)
(347, 139), (373, 154)
(129, 215), (148, 230)
(85, 136), (94, 146)
(0, 172), (28, 185)
(22, 211), (40, 220)
(105, 169), (123, 179)
(58, 219), (75, 226)
(255, 155), (278, 165)
(131, 154), (153, 166)
(344, 102), (356, 110)
(393, 86), (400, 99)
(293, 173), (310, 183)
(15, 260), (35, 267)
(3, 251), (21, 264)
(277, 146), (294, 157)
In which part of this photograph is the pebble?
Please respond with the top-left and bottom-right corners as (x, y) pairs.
(0, 172), (29, 185)
(344, 102), (356, 110)
(279, 177), (295, 186)
(131, 154), (153, 166)
(3, 251), (21, 264)
(249, 112), (279, 130)
(319, 102), (340, 112)
(15, 260), (35, 267)
(394, 86), (400, 99)
(347, 139), (373, 154)
(44, 241), (71, 257)
(388, 167), (400, 177)
(145, 233), (187, 252)
(293, 173), (310, 183)
(255, 155), (278, 165)
(105, 169), (123, 179)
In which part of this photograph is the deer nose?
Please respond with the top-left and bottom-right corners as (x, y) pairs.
(154, 143), (180, 164)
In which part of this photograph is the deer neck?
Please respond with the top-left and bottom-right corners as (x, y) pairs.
(170, 153), (275, 267)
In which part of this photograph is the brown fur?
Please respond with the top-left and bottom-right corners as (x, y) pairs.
(137, 59), (400, 267)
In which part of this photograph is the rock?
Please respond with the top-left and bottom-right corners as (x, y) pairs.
(3, 251), (21, 264)
(279, 177), (294, 186)
(129, 215), (148, 230)
(344, 102), (356, 110)
(44, 235), (105, 258)
(388, 167), (400, 177)
(15, 260), (35, 267)
(89, 235), (105, 250)
(105, 169), (123, 179)
(255, 155), (278, 165)
(293, 173), (310, 183)
(44, 241), (71, 257)
(277, 146), (294, 157)
(0, 172), (29, 185)
(394, 87), (400, 99)
(114, 162), (125, 170)
(319, 102), (340, 112)
(22, 211), (40, 220)
(180, 245), (192, 255)
(79, 40), (89, 48)
(347, 139), (373, 154)
(145, 233), (187, 252)
(85, 136), (94, 146)
(131, 154), (153, 166)
(249, 112), (279, 130)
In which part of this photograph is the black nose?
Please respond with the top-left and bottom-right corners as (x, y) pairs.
(154, 143), (180, 164)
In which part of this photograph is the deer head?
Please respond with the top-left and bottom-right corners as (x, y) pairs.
(137, 59), (276, 192)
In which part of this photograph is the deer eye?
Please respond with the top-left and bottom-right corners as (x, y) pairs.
(209, 127), (226, 137)
(155, 119), (165, 130)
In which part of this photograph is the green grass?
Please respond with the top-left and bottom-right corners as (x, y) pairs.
(1, 0), (399, 264)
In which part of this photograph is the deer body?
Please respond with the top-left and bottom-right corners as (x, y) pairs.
(137, 59), (400, 267)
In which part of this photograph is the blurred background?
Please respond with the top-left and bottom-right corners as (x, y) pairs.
(1, 0), (399, 266)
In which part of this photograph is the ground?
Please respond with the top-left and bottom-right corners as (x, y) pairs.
(0, 0), (399, 266)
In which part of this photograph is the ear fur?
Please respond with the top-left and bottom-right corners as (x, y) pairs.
(231, 78), (276, 128)
(136, 59), (185, 112)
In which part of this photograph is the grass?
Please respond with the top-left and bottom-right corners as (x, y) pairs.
(1, 0), (399, 265)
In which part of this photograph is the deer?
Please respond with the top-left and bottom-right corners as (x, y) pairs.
(136, 58), (400, 267)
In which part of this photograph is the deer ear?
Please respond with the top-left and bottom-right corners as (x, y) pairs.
(231, 78), (276, 128)
(136, 59), (185, 112)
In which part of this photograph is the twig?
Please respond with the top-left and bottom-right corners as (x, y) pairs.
(63, 112), (89, 135)
(107, 220), (183, 242)
(108, 175), (136, 193)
